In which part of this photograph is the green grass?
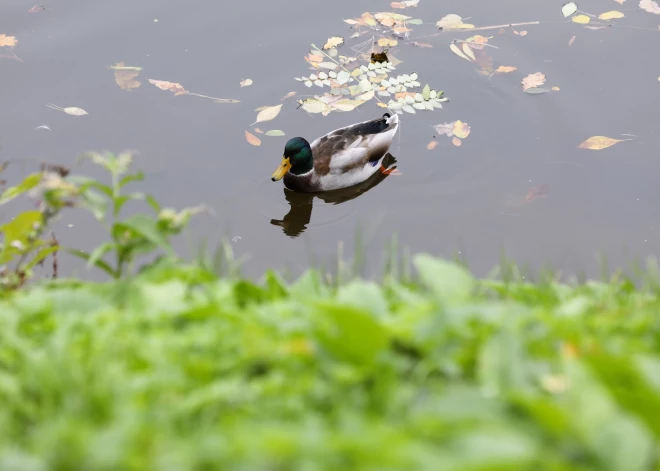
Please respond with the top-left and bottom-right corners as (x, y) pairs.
(2, 254), (660, 470)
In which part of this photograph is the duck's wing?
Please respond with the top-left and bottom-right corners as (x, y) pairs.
(311, 113), (399, 176)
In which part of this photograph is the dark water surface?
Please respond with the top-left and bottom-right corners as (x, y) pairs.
(2, 0), (659, 278)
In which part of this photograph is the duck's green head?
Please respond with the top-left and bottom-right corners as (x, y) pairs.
(271, 137), (313, 181)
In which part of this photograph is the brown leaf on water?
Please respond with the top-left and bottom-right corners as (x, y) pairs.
(113, 62), (141, 91)
(577, 136), (624, 150)
(253, 128), (264, 134)
(513, 30), (528, 36)
(282, 91), (297, 100)
(568, 35), (576, 47)
(371, 52), (389, 63)
(452, 137), (462, 147)
(245, 130), (261, 146)
(464, 34), (490, 50)
(452, 120), (471, 139)
(522, 72), (546, 91)
(427, 140), (438, 150)
(323, 37), (344, 50)
(495, 66), (517, 74)
(640, 0), (660, 14)
(28, 5), (45, 12)
(148, 79), (188, 96)
(524, 184), (548, 203)
(0, 34), (18, 47)
(305, 53), (323, 64)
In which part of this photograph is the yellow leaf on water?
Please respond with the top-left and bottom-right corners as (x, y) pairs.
(245, 130), (261, 146)
(495, 66), (517, 73)
(450, 43), (471, 61)
(376, 102), (388, 108)
(378, 38), (398, 47)
(452, 120), (471, 139)
(577, 136), (624, 150)
(323, 37), (344, 49)
(522, 72), (546, 91)
(598, 10), (625, 19)
(452, 137), (462, 147)
(572, 15), (591, 24)
(0, 34), (17, 47)
(461, 43), (476, 61)
(427, 140), (438, 150)
(253, 104), (282, 125)
(551, 86), (561, 91)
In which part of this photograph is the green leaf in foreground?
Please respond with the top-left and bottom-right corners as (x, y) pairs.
(414, 254), (475, 302)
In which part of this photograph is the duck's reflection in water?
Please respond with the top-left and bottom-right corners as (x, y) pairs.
(271, 154), (397, 237)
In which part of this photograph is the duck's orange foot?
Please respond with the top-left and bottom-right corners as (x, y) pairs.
(379, 164), (401, 176)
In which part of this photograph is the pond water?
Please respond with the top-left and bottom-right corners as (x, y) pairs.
(1, 0), (659, 279)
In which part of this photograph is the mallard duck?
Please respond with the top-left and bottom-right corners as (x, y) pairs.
(271, 113), (399, 192)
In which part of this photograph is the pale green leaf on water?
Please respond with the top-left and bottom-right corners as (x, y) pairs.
(264, 130), (286, 137)
(561, 1), (578, 17)
(407, 19), (423, 24)
(524, 87), (551, 94)
(337, 71), (351, 85)
(0, 173), (42, 206)
(422, 84), (431, 100)
(319, 62), (338, 69)
(403, 104), (416, 113)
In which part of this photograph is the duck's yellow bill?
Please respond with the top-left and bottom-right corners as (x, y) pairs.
(271, 156), (291, 181)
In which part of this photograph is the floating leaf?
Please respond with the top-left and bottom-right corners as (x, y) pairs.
(521, 72), (546, 91)
(344, 12), (378, 26)
(336, 70), (351, 85)
(569, 35), (576, 47)
(513, 30), (528, 36)
(378, 38), (398, 47)
(450, 43), (471, 61)
(46, 104), (89, 116)
(391, 0), (419, 7)
(253, 128), (264, 134)
(577, 136), (624, 150)
(551, 86), (561, 91)
(572, 14), (591, 24)
(0, 34), (17, 47)
(112, 62), (141, 91)
(437, 14), (474, 29)
(524, 87), (551, 94)
(411, 41), (433, 48)
(640, 0), (660, 13)
(427, 140), (438, 150)
(452, 137), (462, 147)
(240, 78), (253, 87)
(148, 79), (188, 95)
(598, 10), (624, 19)
(264, 130), (285, 137)
(433, 122), (455, 137)
(461, 43), (476, 61)
(562, 1), (578, 17)
(245, 130), (261, 146)
(524, 184), (549, 203)
(253, 104), (283, 125)
(282, 91), (297, 100)
(323, 37), (343, 50)
(452, 120), (471, 139)
(28, 5), (45, 12)
(495, 66), (517, 73)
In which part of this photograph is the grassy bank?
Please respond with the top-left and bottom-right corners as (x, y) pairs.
(2, 255), (660, 470)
